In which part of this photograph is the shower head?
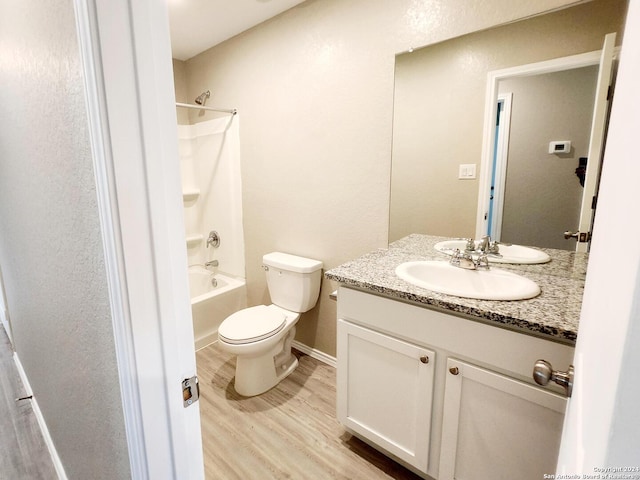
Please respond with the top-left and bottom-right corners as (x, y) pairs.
(195, 90), (211, 105)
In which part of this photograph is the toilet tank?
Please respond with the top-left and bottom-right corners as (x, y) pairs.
(263, 252), (323, 313)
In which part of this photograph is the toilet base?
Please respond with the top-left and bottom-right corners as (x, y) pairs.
(234, 349), (299, 397)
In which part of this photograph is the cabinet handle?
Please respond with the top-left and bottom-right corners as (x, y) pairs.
(420, 355), (429, 364)
(449, 366), (459, 375)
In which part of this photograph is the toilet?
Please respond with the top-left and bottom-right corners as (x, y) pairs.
(217, 252), (323, 396)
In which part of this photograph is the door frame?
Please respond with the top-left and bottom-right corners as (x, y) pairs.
(0, 263), (12, 344)
(487, 92), (512, 240)
(73, 0), (204, 478)
(475, 49), (607, 242)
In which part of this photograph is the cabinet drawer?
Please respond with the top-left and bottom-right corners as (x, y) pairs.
(337, 319), (435, 472)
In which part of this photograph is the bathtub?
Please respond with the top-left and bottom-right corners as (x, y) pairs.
(189, 266), (247, 350)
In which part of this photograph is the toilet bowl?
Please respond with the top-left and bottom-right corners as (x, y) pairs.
(218, 305), (300, 396)
(217, 252), (323, 396)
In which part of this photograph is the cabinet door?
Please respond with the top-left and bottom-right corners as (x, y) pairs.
(439, 358), (567, 480)
(337, 319), (435, 472)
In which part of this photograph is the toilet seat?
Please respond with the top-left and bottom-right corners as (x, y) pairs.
(218, 305), (287, 345)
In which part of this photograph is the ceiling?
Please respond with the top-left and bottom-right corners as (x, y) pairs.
(168, 0), (307, 61)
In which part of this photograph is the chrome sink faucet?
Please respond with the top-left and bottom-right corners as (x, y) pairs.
(479, 235), (491, 253)
(477, 235), (508, 257)
(450, 249), (490, 270)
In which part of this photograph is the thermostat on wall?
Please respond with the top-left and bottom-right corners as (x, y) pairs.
(549, 140), (571, 154)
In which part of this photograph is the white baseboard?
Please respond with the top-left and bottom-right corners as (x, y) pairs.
(292, 340), (336, 368)
(194, 337), (336, 367)
(194, 333), (218, 351)
(13, 353), (68, 480)
(1, 308), (11, 344)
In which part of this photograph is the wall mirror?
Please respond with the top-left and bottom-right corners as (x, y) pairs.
(389, 0), (628, 250)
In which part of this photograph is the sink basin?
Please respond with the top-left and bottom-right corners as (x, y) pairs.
(395, 260), (540, 300)
(433, 240), (551, 265)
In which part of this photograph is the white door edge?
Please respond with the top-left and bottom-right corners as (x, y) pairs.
(557, 2), (640, 470)
(73, 0), (204, 478)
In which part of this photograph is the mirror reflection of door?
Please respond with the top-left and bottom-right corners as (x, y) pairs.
(484, 34), (617, 252)
(491, 66), (598, 251)
(575, 32), (617, 253)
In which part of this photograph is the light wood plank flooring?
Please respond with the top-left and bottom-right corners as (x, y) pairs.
(0, 328), (57, 479)
(196, 344), (423, 480)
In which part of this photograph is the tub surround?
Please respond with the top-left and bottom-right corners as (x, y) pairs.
(325, 234), (587, 344)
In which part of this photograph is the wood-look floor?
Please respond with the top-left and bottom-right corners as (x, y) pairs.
(0, 327), (423, 479)
(196, 344), (423, 480)
(0, 328), (57, 479)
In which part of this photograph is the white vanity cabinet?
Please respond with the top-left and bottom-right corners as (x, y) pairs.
(336, 287), (574, 480)
(337, 319), (435, 472)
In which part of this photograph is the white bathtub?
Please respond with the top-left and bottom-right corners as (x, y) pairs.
(189, 266), (247, 350)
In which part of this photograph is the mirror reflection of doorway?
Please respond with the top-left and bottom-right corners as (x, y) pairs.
(479, 34), (618, 252)
(487, 94), (512, 241)
(488, 66), (598, 250)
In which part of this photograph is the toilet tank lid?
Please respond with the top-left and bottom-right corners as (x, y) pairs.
(263, 252), (323, 273)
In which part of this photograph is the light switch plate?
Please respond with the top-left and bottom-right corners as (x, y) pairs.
(458, 164), (476, 179)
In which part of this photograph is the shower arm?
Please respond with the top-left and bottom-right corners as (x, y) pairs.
(175, 102), (237, 115)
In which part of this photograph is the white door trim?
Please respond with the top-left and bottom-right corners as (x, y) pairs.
(488, 92), (512, 240)
(73, 0), (203, 478)
(0, 264), (12, 344)
(475, 49), (604, 240)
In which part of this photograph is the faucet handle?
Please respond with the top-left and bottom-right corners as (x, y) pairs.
(450, 249), (477, 270)
(206, 230), (220, 248)
(475, 253), (490, 269)
(464, 238), (476, 252)
(488, 240), (511, 254)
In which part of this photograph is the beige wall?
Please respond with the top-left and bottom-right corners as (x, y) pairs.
(173, 58), (190, 124)
(0, 0), (130, 477)
(390, 0), (627, 243)
(500, 67), (598, 249)
(173, 0), (607, 357)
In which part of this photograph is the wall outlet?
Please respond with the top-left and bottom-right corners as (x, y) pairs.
(458, 164), (476, 179)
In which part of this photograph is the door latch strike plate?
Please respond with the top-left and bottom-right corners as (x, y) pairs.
(182, 376), (199, 407)
(578, 232), (591, 243)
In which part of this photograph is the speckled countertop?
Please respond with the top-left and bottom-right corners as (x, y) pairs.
(325, 234), (588, 344)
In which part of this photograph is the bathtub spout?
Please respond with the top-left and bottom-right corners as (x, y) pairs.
(205, 260), (219, 269)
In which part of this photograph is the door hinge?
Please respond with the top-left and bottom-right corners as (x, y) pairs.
(182, 376), (199, 407)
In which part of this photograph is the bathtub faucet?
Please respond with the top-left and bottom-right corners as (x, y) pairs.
(205, 260), (219, 269)
(206, 230), (220, 248)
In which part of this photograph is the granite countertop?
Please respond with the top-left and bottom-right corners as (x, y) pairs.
(325, 234), (588, 344)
